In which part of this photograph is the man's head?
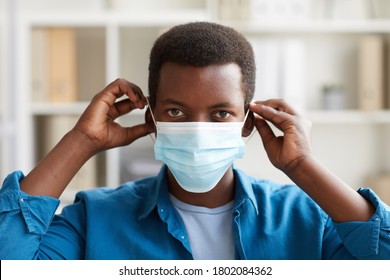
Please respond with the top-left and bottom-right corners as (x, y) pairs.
(148, 22), (256, 109)
(146, 22), (256, 198)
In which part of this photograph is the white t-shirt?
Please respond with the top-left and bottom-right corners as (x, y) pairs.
(170, 195), (235, 260)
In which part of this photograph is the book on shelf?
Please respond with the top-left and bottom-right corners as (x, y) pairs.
(218, 0), (250, 20)
(32, 28), (78, 103)
(249, 0), (310, 22)
(280, 39), (306, 113)
(218, 0), (311, 21)
(357, 35), (384, 111)
(42, 115), (97, 193)
(330, 0), (372, 19)
(31, 29), (48, 103)
(76, 28), (106, 102)
(250, 38), (280, 101)
(250, 38), (306, 112)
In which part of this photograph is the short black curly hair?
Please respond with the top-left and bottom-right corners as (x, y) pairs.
(148, 22), (255, 109)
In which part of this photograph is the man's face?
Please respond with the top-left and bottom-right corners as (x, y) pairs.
(153, 62), (246, 123)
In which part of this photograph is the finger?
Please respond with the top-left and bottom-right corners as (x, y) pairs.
(127, 82), (148, 108)
(253, 99), (300, 116)
(123, 123), (155, 146)
(100, 78), (146, 109)
(249, 102), (294, 131)
(253, 115), (277, 146)
(108, 99), (138, 120)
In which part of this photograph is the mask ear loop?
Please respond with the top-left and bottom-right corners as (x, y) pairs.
(242, 105), (256, 144)
(146, 97), (157, 126)
(242, 108), (250, 124)
(146, 97), (157, 143)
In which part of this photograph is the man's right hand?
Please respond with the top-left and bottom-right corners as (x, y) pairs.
(73, 78), (154, 156)
(20, 79), (154, 198)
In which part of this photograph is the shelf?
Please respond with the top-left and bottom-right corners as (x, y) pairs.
(31, 102), (90, 115)
(31, 102), (148, 116)
(22, 10), (210, 27)
(226, 19), (390, 34)
(21, 10), (390, 33)
(307, 110), (390, 124)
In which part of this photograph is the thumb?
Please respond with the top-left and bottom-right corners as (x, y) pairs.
(123, 123), (155, 146)
(253, 116), (276, 147)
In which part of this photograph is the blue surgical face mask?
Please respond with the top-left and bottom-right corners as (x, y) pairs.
(148, 102), (249, 193)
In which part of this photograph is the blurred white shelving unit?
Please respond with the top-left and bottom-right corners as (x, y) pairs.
(0, 0), (15, 181)
(12, 0), (212, 194)
(3, 0), (390, 201)
(232, 18), (390, 188)
(0, 0), (5, 180)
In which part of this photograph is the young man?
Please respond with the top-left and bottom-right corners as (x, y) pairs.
(1, 22), (389, 259)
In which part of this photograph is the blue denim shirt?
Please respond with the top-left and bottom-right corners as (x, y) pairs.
(1, 165), (390, 259)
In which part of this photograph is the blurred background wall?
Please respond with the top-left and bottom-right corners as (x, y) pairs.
(1, 0), (390, 205)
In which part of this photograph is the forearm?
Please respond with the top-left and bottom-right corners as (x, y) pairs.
(285, 155), (375, 222)
(0, 171), (60, 259)
(20, 129), (96, 198)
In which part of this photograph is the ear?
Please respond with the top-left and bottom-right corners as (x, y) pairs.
(242, 111), (255, 137)
(144, 107), (157, 133)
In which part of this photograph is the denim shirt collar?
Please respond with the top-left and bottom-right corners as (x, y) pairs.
(138, 164), (259, 219)
(232, 167), (259, 215)
(138, 165), (169, 219)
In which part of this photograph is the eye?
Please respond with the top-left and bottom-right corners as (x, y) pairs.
(167, 108), (184, 117)
(213, 111), (232, 120)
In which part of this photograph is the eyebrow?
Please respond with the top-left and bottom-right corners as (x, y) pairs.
(208, 102), (235, 109)
(161, 98), (186, 107)
(162, 98), (235, 109)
